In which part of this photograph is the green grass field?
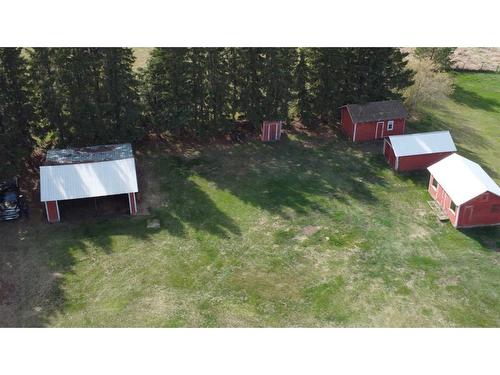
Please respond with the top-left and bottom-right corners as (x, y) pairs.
(1, 72), (499, 327)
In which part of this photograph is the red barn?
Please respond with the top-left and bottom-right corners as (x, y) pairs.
(261, 120), (283, 142)
(427, 154), (500, 228)
(40, 144), (139, 223)
(384, 131), (457, 172)
(340, 100), (408, 142)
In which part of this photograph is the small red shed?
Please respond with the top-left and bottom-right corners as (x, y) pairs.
(340, 100), (408, 142)
(261, 120), (283, 142)
(384, 131), (457, 172)
(40, 144), (139, 223)
(427, 154), (500, 228)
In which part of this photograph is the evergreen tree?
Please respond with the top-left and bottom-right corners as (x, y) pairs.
(30, 47), (142, 147)
(0, 48), (34, 178)
(294, 48), (314, 126)
(261, 48), (296, 122)
(206, 48), (231, 133)
(143, 48), (192, 137)
(100, 48), (142, 143)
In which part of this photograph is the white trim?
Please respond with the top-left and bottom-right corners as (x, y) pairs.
(395, 156), (399, 171)
(376, 121), (384, 139)
(454, 205), (461, 227)
(44, 202), (50, 222)
(387, 120), (394, 131)
(275, 122), (279, 140)
(55, 200), (60, 221)
(128, 193), (137, 215)
(353, 123), (357, 142)
(431, 176), (438, 190)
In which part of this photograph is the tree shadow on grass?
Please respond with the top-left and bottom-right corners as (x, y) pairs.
(145, 153), (241, 239)
(0, 146), (242, 327)
(190, 134), (388, 218)
(451, 85), (500, 113)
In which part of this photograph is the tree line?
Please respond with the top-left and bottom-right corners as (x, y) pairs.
(0, 47), (414, 177)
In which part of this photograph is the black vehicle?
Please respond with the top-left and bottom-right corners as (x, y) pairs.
(0, 178), (28, 221)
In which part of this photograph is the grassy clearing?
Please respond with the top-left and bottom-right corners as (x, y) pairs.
(1, 72), (499, 327)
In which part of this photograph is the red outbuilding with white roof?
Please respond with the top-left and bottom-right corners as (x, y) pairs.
(384, 131), (457, 172)
(340, 100), (408, 142)
(40, 144), (139, 223)
(427, 154), (500, 228)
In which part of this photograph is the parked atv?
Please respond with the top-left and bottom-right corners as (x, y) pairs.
(0, 178), (28, 221)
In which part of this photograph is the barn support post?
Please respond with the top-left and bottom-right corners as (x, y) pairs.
(128, 193), (137, 216)
(45, 201), (60, 223)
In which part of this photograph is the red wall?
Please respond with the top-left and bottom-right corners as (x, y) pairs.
(428, 175), (500, 228)
(456, 192), (500, 228)
(340, 108), (355, 140)
(397, 151), (454, 172)
(384, 139), (397, 169)
(428, 176), (458, 225)
(354, 118), (406, 142)
(261, 121), (282, 142)
(45, 201), (60, 223)
(128, 193), (137, 215)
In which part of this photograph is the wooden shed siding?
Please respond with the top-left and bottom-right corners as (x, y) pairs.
(45, 201), (60, 223)
(395, 151), (455, 172)
(428, 176), (458, 225)
(456, 193), (500, 228)
(341, 107), (355, 140)
(352, 118), (406, 142)
(428, 175), (500, 228)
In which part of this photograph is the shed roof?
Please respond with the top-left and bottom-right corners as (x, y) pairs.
(427, 154), (500, 205)
(40, 158), (138, 202)
(45, 143), (133, 166)
(343, 100), (408, 123)
(388, 131), (457, 157)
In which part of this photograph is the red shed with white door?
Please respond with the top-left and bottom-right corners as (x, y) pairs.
(340, 100), (408, 142)
(261, 120), (283, 142)
(427, 154), (500, 228)
(384, 131), (457, 172)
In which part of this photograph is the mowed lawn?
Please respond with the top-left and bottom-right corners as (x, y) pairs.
(1, 72), (499, 327)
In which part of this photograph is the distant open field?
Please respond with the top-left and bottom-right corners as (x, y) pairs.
(1, 72), (499, 327)
(134, 48), (500, 72)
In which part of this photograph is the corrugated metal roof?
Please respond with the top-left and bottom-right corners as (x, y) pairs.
(40, 158), (138, 202)
(388, 131), (457, 157)
(45, 143), (133, 165)
(427, 154), (500, 205)
(344, 100), (408, 123)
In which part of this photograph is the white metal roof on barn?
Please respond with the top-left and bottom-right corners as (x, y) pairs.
(427, 154), (500, 205)
(40, 158), (138, 202)
(388, 131), (457, 157)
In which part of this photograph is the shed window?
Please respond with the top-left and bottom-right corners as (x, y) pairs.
(492, 204), (500, 213)
(449, 201), (457, 213)
(387, 120), (394, 131)
(432, 177), (438, 189)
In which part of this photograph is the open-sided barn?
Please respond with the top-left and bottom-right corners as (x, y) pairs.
(384, 131), (457, 172)
(340, 100), (408, 142)
(40, 143), (139, 223)
(427, 154), (500, 228)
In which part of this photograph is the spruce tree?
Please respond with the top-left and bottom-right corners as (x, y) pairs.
(294, 48), (314, 126)
(0, 48), (34, 178)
